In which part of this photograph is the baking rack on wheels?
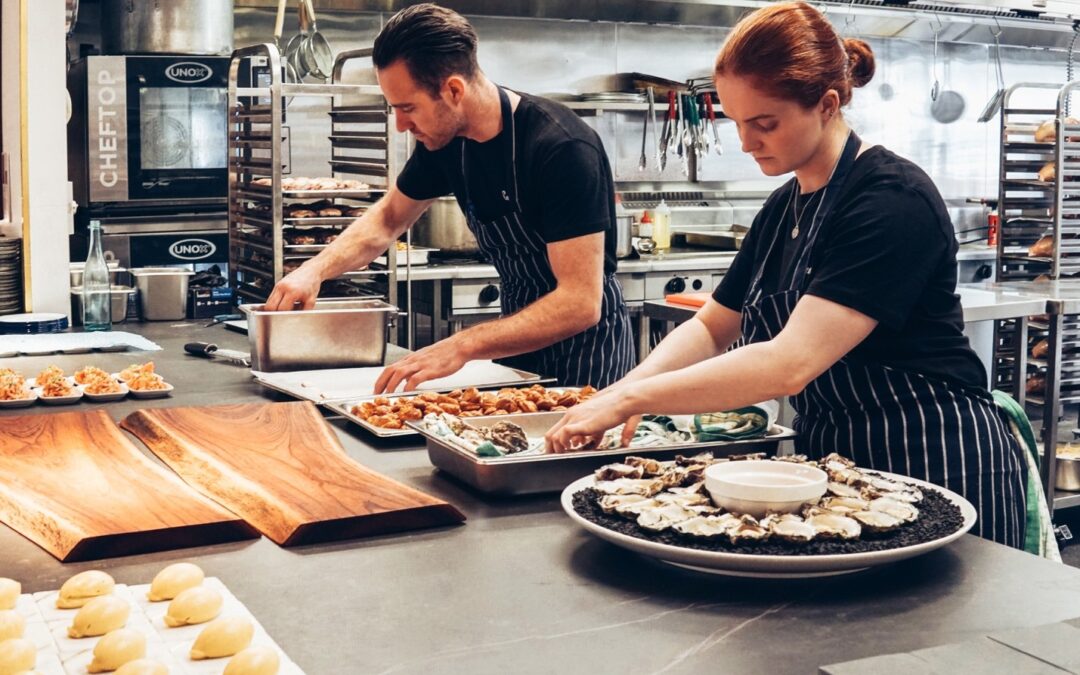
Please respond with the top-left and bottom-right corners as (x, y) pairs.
(226, 44), (402, 310)
(995, 81), (1080, 514)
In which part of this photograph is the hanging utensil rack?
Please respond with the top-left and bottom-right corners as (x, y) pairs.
(227, 43), (401, 310)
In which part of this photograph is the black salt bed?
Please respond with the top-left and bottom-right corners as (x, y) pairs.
(572, 487), (965, 556)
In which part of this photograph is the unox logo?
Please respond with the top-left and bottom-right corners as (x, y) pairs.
(169, 238), (216, 260)
(165, 62), (213, 84)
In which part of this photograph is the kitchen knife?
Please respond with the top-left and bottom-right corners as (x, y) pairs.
(184, 342), (251, 367)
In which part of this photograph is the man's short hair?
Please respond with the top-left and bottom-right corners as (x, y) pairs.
(372, 3), (480, 97)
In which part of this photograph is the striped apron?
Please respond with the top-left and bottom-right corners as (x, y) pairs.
(740, 131), (1027, 548)
(456, 87), (635, 389)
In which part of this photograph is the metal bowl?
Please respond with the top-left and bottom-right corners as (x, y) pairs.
(1056, 453), (1080, 492)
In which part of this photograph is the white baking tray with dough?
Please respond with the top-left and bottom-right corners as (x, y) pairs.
(0, 567), (302, 675)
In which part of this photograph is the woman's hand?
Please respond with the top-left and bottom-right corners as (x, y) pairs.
(545, 388), (640, 453)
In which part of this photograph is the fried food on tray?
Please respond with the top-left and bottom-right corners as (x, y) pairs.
(74, 366), (111, 385)
(350, 384), (598, 430)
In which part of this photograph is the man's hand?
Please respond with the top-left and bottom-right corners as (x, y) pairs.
(264, 265), (323, 311)
(374, 338), (469, 394)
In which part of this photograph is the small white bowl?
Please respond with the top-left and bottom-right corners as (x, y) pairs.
(704, 460), (828, 518)
(128, 381), (173, 399)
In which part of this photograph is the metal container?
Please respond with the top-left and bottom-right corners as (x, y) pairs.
(615, 215), (634, 258)
(412, 197), (479, 253)
(70, 265), (129, 288)
(70, 286), (136, 326)
(101, 0), (234, 55)
(240, 299), (398, 372)
(408, 411), (797, 495)
(1056, 454), (1080, 492)
(131, 267), (194, 321)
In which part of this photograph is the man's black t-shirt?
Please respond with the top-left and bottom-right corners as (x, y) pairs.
(713, 145), (988, 391)
(396, 92), (618, 275)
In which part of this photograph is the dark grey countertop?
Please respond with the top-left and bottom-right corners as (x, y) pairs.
(2, 321), (1080, 674)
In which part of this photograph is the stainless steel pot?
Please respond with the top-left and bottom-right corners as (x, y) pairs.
(412, 197), (479, 254)
(101, 0), (234, 55)
(615, 215), (634, 259)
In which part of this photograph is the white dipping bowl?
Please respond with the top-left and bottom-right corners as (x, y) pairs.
(704, 460), (828, 518)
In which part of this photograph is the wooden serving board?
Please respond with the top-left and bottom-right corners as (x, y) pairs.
(121, 402), (465, 545)
(0, 410), (256, 562)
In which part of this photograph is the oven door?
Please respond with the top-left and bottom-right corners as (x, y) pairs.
(124, 57), (229, 203)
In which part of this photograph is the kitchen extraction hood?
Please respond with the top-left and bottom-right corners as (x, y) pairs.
(237, 0), (1080, 49)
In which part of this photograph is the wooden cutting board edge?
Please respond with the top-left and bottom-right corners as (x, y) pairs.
(121, 408), (305, 544)
(121, 402), (467, 545)
(0, 410), (256, 561)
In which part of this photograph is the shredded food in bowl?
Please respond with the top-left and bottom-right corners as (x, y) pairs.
(74, 366), (111, 385)
(83, 378), (123, 395)
(0, 373), (31, 401)
(40, 377), (74, 398)
(128, 371), (168, 391)
(118, 362), (155, 382)
(36, 365), (64, 384)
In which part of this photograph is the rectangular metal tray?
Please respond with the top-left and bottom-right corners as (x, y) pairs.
(407, 411), (797, 495)
(322, 383), (568, 438)
(240, 298), (397, 372)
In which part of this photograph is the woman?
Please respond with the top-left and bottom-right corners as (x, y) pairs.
(546, 1), (1027, 547)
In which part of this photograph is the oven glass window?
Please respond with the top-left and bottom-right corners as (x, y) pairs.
(138, 87), (227, 170)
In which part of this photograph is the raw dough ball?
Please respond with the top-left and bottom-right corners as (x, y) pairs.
(57, 570), (114, 609)
(114, 658), (170, 675)
(190, 616), (254, 660)
(147, 563), (203, 602)
(68, 595), (130, 638)
(88, 628), (146, 673)
(224, 646), (280, 675)
(0, 611), (24, 641)
(0, 637), (35, 675)
(0, 580), (19, 611)
(164, 587), (222, 627)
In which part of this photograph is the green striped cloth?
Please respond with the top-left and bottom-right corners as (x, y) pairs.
(993, 390), (1061, 561)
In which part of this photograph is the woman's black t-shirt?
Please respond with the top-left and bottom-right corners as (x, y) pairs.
(713, 145), (988, 391)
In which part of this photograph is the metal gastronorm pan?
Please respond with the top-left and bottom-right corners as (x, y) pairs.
(407, 411), (797, 495)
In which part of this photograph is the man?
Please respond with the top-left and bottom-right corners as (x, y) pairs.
(265, 3), (634, 393)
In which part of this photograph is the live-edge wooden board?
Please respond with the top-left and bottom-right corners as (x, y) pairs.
(0, 410), (257, 562)
(121, 401), (465, 545)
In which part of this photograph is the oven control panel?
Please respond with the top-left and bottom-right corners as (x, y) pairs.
(644, 273), (712, 300)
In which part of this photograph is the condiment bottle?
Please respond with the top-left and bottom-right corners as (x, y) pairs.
(653, 199), (672, 250)
(637, 211), (656, 254)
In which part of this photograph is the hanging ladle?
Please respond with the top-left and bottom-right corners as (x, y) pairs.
(930, 17), (942, 102)
(978, 21), (1006, 123)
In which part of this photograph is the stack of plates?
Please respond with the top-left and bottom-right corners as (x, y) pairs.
(0, 238), (22, 316)
(0, 312), (69, 335)
(580, 91), (646, 103)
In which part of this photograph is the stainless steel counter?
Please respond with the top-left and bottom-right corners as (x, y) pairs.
(3, 322), (1080, 674)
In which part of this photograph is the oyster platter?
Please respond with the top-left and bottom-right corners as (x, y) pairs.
(562, 452), (977, 577)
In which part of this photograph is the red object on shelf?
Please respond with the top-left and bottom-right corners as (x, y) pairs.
(988, 210), (999, 247)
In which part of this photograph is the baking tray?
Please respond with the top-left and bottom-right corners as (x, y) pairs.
(683, 231), (745, 250)
(407, 411), (797, 495)
(257, 360), (548, 404)
(374, 246), (436, 267)
(323, 384), (573, 438)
